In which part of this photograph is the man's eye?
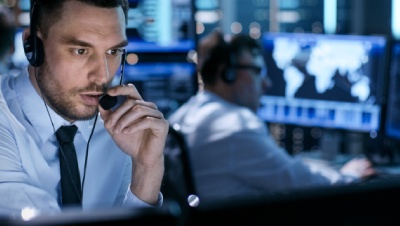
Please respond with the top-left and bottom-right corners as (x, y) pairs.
(74, 49), (87, 55)
(107, 49), (125, 56)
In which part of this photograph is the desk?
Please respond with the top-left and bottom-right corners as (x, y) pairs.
(295, 150), (359, 169)
(295, 150), (400, 176)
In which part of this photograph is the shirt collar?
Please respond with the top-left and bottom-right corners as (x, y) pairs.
(0, 63), (7, 75)
(15, 70), (93, 143)
(201, 90), (228, 104)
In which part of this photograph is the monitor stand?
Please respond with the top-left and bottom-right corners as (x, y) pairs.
(319, 129), (365, 163)
(319, 129), (343, 161)
(295, 129), (366, 170)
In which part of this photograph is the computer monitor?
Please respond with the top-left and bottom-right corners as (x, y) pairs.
(188, 177), (400, 226)
(121, 0), (197, 117)
(258, 32), (387, 133)
(385, 42), (400, 140)
(16, 0), (196, 53)
(122, 61), (197, 117)
(126, 0), (196, 53)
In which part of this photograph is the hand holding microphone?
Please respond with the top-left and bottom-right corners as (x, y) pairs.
(98, 50), (168, 158)
(98, 84), (168, 204)
(97, 49), (167, 204)
(99, 83), (168, 167)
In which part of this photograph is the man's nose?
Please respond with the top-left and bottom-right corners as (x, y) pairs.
(263, 74), (273, 91)
(89, 54), (110, 84)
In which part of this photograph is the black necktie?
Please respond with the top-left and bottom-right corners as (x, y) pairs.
(55, 125), (82, 206)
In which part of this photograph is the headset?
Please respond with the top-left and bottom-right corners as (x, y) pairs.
(23, 0), (86, 205)
(23, 0), (44, 67)
(200, 34), (238, 84)
(25, 0), (125, 110)
(221, 43), (237, 84)
(22, 0), (127, 206)
(24, 0), (84, 204)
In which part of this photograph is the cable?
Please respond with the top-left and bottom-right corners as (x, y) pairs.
(34, 44), (126, 205)
(36, 66), (85, 204)
(81, 114), (98, 195)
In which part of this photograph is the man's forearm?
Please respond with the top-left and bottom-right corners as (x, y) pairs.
(130, 157), (164, 205)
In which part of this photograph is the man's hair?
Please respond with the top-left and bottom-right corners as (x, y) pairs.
(0, 5), (16, 58)
(32, 0), (129, 38)
(199, 31), (263, 85)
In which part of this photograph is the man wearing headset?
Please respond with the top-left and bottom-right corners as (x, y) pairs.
(168, 29), (376, 203)
(0, 0), (168, 213)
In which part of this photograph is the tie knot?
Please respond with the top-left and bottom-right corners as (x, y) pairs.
(56, 125), (78, 143)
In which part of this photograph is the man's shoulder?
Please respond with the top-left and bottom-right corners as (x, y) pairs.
(0, 86), (12, 117)
(0, 100), (9, 120)
(0, 71), (19, 101)
(0, 92), (23, 136)
(169, 92), (259, 123)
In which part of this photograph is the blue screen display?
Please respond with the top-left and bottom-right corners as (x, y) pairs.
(13, 0), (196, 55)
(126, 0), (196, 53)
(121, 62), (197, 117)
(258, 32), (387, 132)
(385, 42), (400, 139)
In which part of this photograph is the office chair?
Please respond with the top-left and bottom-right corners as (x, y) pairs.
(162, 123), (199, 210)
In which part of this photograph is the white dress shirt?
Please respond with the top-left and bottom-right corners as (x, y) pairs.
(168, 91), (356, 202)
(0, 68), (160, 215)
(0, 62), (7, 75)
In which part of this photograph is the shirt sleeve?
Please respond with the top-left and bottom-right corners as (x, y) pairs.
(225, 129), (350, 192)
(118, 158), (163, 208)
(123, 186), (163, 208)
(0, 104), (61, 214)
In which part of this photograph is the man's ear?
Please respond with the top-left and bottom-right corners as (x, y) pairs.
(23, 26), (44, 67)
(22, 27), (30, 43)
(216, 64), (226, 81)
(7, 44), (15, 55)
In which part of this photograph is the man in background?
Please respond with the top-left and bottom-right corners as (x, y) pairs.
(168, 29), (376, 203)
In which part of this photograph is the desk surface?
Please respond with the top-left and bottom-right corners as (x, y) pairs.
(296, 150), (400, 175)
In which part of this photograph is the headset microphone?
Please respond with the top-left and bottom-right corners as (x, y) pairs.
(99, 95), (118, 110)
(99, 50), (126, 110)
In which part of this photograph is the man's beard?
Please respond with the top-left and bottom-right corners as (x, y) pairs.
(36, 62), (109, 121)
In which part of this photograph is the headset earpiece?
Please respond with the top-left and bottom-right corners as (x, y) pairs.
(222, 67), (236, 83)
(222, 43), (236, 84)
(23, 1), (44, 67)
(24, 34), (44, 67)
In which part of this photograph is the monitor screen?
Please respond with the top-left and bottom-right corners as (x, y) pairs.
(258, 32), (387, 132)
(12, 1), (197, 53)
(121, 62), (197, 117)
(126, 0), (196, 53)
(385, 42), (400, 139)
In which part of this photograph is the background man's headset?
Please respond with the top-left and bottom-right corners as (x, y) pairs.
(222, 42), (237, 84)
(200, 34), (238, 84)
